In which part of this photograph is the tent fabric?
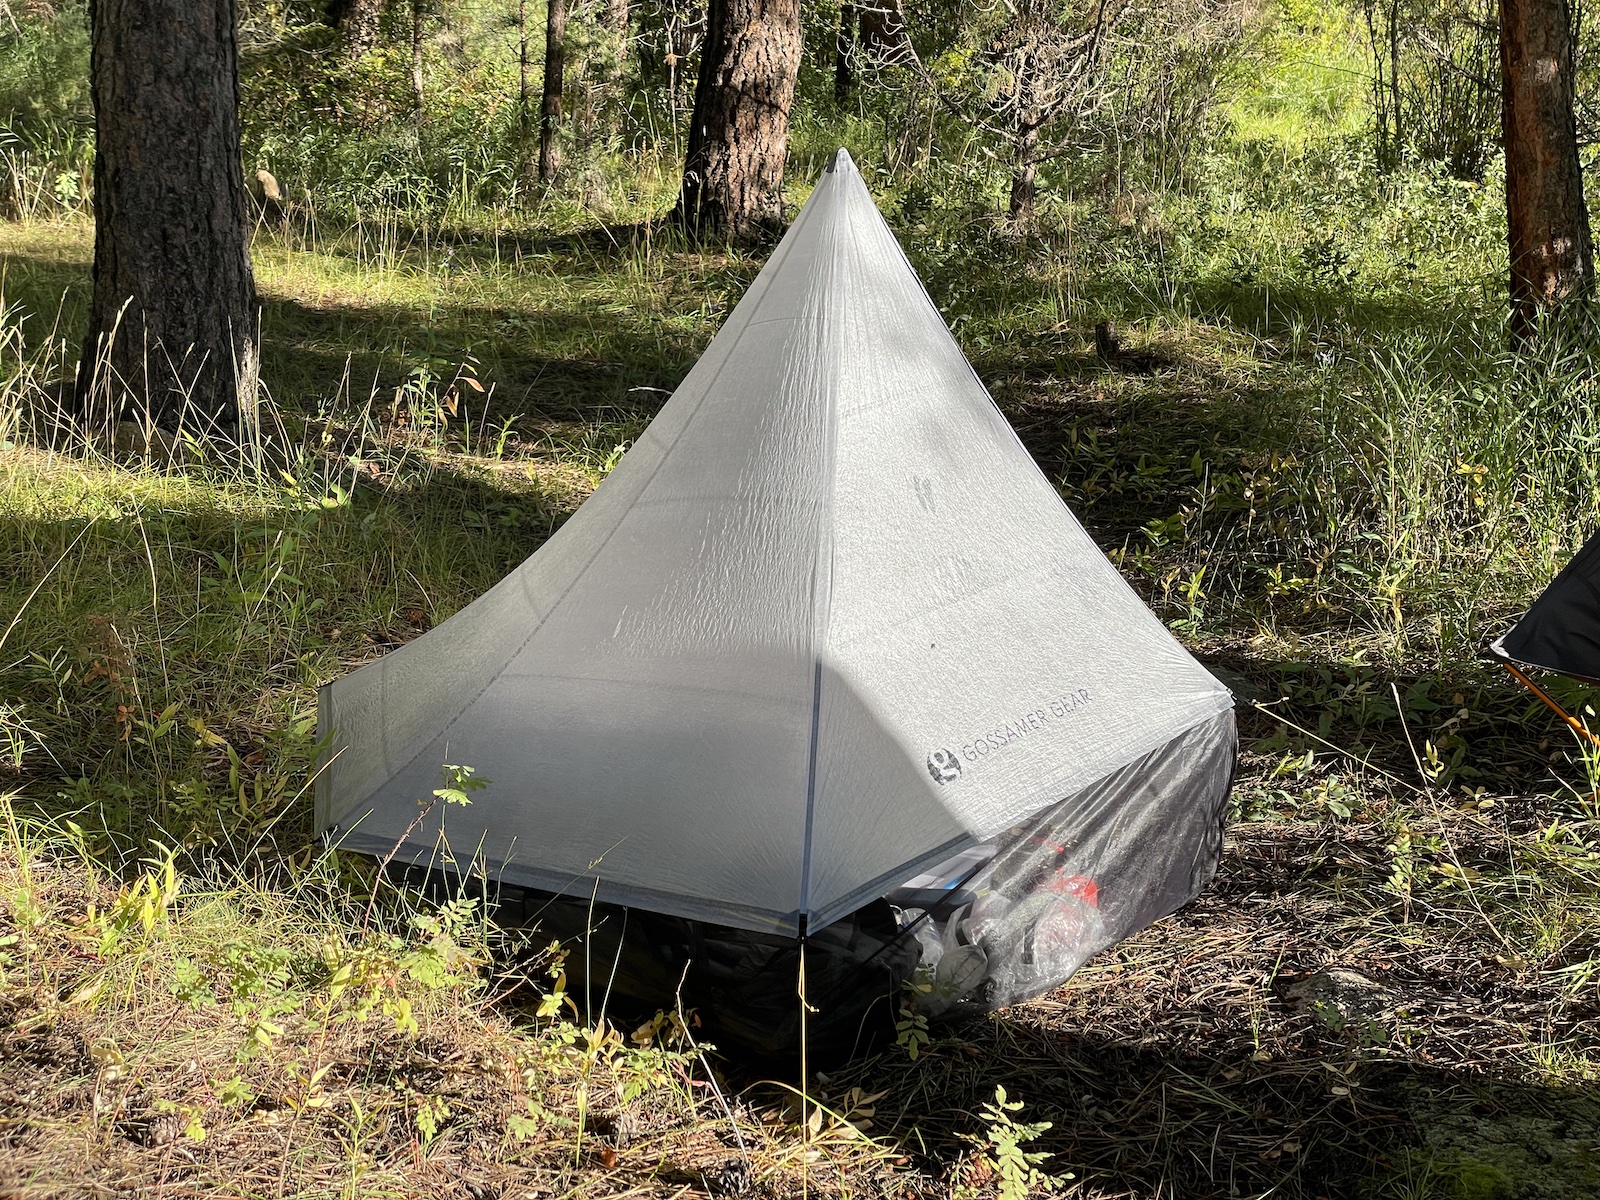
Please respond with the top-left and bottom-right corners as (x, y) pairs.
(892, 707), (1234, 1014)
(1488, 529), (1600, 685)
(316, 148), (1234, 938)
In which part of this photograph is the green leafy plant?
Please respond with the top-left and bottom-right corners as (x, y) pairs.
(959, 1085), (1069, 1200)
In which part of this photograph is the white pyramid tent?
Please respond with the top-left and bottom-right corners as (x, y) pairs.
(317, 150), (1234, 957)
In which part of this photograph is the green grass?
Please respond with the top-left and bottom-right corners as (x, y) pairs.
(7, 133), (1600, 1196)
(0, 797), (805, 1197)
(1221, 0), (1373, 146)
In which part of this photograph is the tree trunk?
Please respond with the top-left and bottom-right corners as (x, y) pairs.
(539, 0), (567, 182)
(518, 0), (534, 182)
(1501, 0), (1594, 335)
(673, 0), (802, 240)
(410, 0), (427, 119)
(75, 0), (257, 433)
(835, 3), (854, 104)
(1009, 120), (1039, 227)
(857, 0), (906, 61)
(607, 0), (630, 71)
(326, 0), (383, 56)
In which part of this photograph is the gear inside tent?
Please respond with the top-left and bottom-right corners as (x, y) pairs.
(316, 149), (1237, 1057)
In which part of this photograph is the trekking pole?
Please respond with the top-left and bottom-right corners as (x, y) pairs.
(1503, 662), (1600, 751)
(798, 936), (810, 1200)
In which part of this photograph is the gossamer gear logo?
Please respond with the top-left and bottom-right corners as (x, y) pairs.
(961, 688), (1093, 761)
(940, 691), (1094, 774)
(928, 688), (1094, 781)
(927, 748), (963, 785)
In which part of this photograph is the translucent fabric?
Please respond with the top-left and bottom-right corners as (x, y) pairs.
(317, 150), (1234, 935)
(891, 708), (1235, 1013)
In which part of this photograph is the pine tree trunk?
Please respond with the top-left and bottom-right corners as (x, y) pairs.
(327, 0), (383, 57)
(1009, 120), (1039, 227)
(673, 0), (802, 240)
(75, 0), (257, 433)
(539, 0), (567, 182)
(1501, 0), (1594, 335)
(835, 3), (855, 104)
(410, 0), (427, 119)
(857, 0), (906, 60)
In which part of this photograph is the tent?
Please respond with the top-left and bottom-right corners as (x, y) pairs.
(1489, 531), (1600, 743)
(1489, 531), (1600, 686)
(317, 150), (1236, 1048)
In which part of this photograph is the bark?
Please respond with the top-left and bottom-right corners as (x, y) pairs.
(76, 0), (258, 432)
(857, 0), (907, 61)
(835, 2), (854, 104)
(539, 0), (567, 182)
(673, 0), (802, 240)
(410, 0), (427, 119)
(1009, 119), (1039, 226)
(1501, 0), (1594, 335)
(326, 0), (383, 56)
(518, 0), (531, 170)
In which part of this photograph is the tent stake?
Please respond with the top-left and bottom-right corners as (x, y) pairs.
(1504, 662), (1600, 750)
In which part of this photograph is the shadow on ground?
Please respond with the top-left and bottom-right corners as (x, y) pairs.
(810, 815), (1600, 1200)
(0, 245), (700, 428)
(8, 217), (1592, 1200)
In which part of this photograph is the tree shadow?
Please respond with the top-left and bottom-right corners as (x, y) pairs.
(0, 220), (1409, 496)
(7, 220), (1598, 1199)
(809, 813), (1600, 1199)
(0, 244), (702, 453)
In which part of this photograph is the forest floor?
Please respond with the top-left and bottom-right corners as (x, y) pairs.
(3, 202), (1600, 1199)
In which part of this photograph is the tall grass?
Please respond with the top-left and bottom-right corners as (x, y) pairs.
(1, 132), (1593, 839)
(1098, 314), (1600, 660)
(0, 794), (808, 1197)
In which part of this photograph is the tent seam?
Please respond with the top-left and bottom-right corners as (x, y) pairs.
(797, 154), (847, 923)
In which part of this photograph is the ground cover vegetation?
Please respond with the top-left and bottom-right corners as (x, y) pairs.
(7, 0), (1600, 1195)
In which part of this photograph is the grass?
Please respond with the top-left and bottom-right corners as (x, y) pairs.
(6, 133), (1600, 1197)
(0, 797), (834, 1197)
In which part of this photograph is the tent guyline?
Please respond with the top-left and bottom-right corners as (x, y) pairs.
(317, 149), (1237, 1047)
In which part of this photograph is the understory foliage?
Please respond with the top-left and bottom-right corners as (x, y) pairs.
(0, 798), (757, 1195)
(0, 1), (91, 220)
(1362, 0), (1600, 181)
(1363, 0), (1499, 179)
(11, 0), (1600, 1196)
